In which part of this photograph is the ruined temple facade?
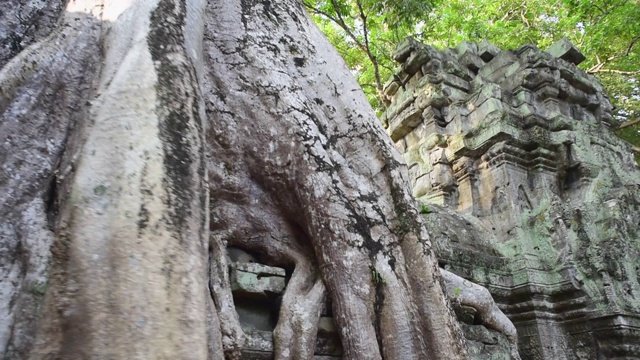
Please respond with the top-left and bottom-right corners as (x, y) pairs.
(225, 39), (639, 359)
(382, 38), (640, 359)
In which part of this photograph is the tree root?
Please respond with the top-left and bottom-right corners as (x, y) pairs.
(209, 235), (246, 359)
(441, 269), (521, 360)
(273, 266), (326, 360)
(0, 7), (104, 358)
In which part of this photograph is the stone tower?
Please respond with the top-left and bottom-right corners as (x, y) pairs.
(382, 37), (640, 359)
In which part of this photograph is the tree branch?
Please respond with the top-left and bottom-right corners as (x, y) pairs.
(624, 35), (640, 56)
(355, 0), (383, 91)
(588, 68), (640, 75)
(618, 116), (640, 130)
(304, 0), (366, 53)
(587, 35), (640, 74)
(304, 0), (386, 105)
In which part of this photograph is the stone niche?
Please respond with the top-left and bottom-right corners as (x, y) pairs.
(228, 247), (343, 360)
(383, 37), (640, 359)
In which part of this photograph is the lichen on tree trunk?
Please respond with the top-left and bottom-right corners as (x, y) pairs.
(0, 0), (468, 359)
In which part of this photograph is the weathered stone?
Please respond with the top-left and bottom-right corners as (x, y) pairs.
(421, 59), (442, 77)
(462, 324), (512, 360)
(383, 84), (414, 120)
(459, 51), (485, 73)
(415, 83), (442, 109)
(455, 41), (479, 57)
(442, 73), (471, 92)
(422, 106), (442, 122)
(478, 39), (501, 62)
(387, 103), (423, 141)
(395, 137), (407, 153)
(511, 87), (534, 107)
(442, 86), (469, 104)
(230, 262), (286, 295)
(393, 36), (421, 62)
(407, 70), (424, 88)
(444, 58), (475, 81)
(547, 38), (586, 65)
(467, 98), (504, 127)
(478, 51), (520, 81)
(404, 48), (432, 75)
(240, 329), (342, 359)
(382, 77), (400, 97)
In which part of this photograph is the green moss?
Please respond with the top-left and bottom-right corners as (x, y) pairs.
(420, 204), (432, 214)
(31, 280), (47, 296)
(93, 184), (107, 195)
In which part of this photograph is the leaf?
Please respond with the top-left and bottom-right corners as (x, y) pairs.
(420, 204), (432, 214)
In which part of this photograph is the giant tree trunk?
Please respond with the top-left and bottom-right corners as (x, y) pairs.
(0, 0), (468, 359)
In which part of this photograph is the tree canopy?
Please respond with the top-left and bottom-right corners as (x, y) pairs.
(306, 0), (640, 121)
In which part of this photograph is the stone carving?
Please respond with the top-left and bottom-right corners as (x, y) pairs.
(383, 37), (640, 359)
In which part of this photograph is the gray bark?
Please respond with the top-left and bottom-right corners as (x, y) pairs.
(0, 0), (468, 359)
(441, 270), (520, 360)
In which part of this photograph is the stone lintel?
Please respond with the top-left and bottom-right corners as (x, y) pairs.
(235, 262), (286, 276)
(242, 329), (343, 359)
(230, 263), (286, 295)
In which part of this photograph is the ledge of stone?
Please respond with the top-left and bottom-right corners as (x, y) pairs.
(230, 263), (286, 295)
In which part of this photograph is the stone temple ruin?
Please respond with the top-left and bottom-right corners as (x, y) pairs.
(382, 37), (640, 359)
(229, 38), (640, 359)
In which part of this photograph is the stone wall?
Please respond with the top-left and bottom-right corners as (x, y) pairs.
(382, 37), (640, 359)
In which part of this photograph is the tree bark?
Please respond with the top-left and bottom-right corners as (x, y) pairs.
(0, 0), (468, 359)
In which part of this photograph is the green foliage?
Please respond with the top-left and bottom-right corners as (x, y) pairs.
(304, 0), (435, 111)
(616, 122), (640, 163)
(420, 204), (432, 214)
(418, 0), (640, 121)
(307, 0), (640, 120)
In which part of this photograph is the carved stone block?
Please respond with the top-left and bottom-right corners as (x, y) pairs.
(547, 38), (586, 65)
(230, 262), (286, 295)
